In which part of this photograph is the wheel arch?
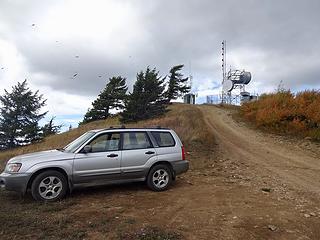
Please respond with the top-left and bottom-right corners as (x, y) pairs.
(147, 161), (175, 180)
(27, 167), (71, 192)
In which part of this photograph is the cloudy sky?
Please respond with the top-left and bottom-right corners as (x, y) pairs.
(0, 0), (319, 129)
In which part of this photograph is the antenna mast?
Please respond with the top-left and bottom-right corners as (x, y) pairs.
(222, 40), (226, 84)
(189, 61), (193, 93)
(221, 40), (227, 103)
(207, 40), (255, 105)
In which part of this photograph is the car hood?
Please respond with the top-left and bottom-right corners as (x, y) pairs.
(8, 149), (75, 164)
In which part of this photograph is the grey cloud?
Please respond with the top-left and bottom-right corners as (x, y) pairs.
(0, 0), (320, 97)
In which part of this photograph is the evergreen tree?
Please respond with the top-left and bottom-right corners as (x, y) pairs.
(82, 76), (127, 124)
(165, 64), (190, 102)
(42, 116), (62, 137)
(0, 80), (47, 149)
(121, 67), (166, 123)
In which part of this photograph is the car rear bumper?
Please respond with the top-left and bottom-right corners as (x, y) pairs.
(0, 172), (30, 194)
(172, 160), (189, 175)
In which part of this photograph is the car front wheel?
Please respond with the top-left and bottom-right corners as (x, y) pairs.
(31, 170), (68, 202)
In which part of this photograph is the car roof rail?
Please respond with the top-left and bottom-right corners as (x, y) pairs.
(108, 125), (126, 129)
(101, 125), (170, 131)
(145, 125), (167, 129)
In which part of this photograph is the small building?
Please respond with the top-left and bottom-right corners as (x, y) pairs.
(240, 91), (258, 103)
(183, 93), (196, 104)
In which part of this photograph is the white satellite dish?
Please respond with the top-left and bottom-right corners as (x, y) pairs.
(223, 80), (234, 92)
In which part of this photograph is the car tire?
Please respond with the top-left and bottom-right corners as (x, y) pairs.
(147, 164), (172, 191)
(31, 170), (68, 202)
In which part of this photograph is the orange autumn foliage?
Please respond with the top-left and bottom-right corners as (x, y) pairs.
(241, 90), (320, 141)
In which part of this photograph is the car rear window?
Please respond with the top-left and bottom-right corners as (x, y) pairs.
(151, 131), (175, 147)
(123, 132), (152, 150)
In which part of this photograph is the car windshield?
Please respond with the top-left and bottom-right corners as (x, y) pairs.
(63, 132), (96, 152)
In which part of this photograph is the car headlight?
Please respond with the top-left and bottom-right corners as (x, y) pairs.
(6, 163), (22, 173)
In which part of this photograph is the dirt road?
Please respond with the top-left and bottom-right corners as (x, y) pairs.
(1, 104), (320, 240)
(192, 104), (320, 239)
(76, 105), (320, 239)
(200, 105), (320, 194)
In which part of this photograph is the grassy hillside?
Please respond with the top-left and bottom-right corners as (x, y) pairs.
(240, 90), (320, 141)
(0, 104), (215, 170)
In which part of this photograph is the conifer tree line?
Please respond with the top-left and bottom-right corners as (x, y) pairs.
(81, 64), (190, 124)
(0, 65), (190, 150)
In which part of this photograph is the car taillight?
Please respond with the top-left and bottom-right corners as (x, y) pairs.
(181, 146), (186, 160)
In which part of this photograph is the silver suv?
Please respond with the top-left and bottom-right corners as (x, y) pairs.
(0, 127), (189, 201)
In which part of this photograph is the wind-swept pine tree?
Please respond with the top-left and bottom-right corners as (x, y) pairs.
(121, 67), (166, 123)
(165, 64), (190, 102)
(41, 116), (62, 137)
(81, 76), (127, 124)
(0, 80), (47, 149)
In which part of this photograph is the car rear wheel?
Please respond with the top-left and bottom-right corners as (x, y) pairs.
(31, 170), (68, 202)
(147, 164), (172, 191)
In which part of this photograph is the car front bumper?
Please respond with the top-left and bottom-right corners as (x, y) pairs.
(172, 160), (189, 175)
(0, 172), (31, 194)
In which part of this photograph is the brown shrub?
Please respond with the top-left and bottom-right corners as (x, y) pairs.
(240, 90), (320, 141)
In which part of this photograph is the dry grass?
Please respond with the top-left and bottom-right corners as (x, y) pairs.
(240, 90), (320, 141)
(0, 103), (215, 170)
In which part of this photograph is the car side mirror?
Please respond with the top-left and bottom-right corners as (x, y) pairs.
(83, 145), (92, 153)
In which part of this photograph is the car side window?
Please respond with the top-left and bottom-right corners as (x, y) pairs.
(88, 133), (120, 153)
(122, 132), (152, 150)
(151, 131), (175, 147)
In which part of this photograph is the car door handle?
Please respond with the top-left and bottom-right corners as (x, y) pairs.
(107, 153), (118, 158)
(145, 151), (155, 155)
